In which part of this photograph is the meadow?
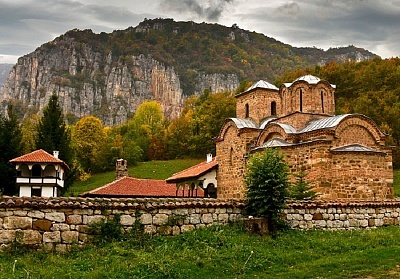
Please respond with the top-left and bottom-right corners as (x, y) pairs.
(2, 223), (400, 279)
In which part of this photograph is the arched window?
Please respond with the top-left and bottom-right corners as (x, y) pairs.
(299, 89), (303, 112)
(32, 164), (42, 177)
(271, 101), (277, 116)
(205, 183), (217, 198)
(245, 103), (249, 118)
(229, 147), (234, 165)
(321, 91), (325, 113)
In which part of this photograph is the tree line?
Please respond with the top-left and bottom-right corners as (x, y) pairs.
(0, 90), (236, 196)
(2, 57), (400, 196)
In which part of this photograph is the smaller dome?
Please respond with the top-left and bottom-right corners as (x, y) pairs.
(246, 80), (279, 92)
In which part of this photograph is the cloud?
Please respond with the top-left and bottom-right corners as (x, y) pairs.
(159, 0), (234, 21)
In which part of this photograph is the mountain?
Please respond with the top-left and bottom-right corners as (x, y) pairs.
(0, 18), (378, 125)
(0, 64), (13, 89)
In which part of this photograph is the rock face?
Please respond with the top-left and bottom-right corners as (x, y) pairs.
(0, 33), (239, 125)
(0, 19), (376, 125)
(0, 64), (13, 88)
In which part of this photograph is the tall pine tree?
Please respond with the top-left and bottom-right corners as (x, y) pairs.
(35, 94), (75, 191)
(0, 105), (23, 195)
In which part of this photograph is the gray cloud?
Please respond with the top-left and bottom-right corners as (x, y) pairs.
(159, 0), (234, 21)
(0, 0), (399, 63)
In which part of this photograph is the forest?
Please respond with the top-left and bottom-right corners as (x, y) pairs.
(1, 57), (400, 196)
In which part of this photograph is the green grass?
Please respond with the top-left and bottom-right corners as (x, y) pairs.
(3, 223), (400, 278)
(65, 158), (203, 196)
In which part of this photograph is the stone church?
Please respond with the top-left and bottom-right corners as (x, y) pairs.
(215, 75), (394, 200)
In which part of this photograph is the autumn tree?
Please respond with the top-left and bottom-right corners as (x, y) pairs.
(72, 116), (105, 172)
(0, 105), (23, 195)
(182, 90), (236, 157)
(127, 101), (167, 160)
(20, 113), (40, 153)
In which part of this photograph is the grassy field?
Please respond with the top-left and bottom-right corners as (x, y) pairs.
(65, 158), (203, 196)
(2, 223), (400, 279)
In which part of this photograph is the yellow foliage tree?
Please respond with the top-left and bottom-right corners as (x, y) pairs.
(72, 116), (105, 172)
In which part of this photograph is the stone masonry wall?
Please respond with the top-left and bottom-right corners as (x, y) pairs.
(2, 197), (400, 251)
(236, 89), (282, 125)
(284, 200), (400, 230)
(0, 196), (400, 252)
(0, 197), (244, 252)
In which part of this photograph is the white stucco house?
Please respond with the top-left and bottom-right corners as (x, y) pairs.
(9, 149), (69, 197)
(166, 154), (218, 198)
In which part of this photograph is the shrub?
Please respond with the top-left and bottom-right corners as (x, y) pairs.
(88, 214), (123, 244)
(244, 148), (290, 232)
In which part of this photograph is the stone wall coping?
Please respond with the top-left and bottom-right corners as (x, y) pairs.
(2, 196), (400, 211)
(0, 196), (246, 210)
(286, 199), (400, 209)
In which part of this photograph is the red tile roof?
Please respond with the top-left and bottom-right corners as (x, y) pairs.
(9, 149), (70, 170)
(166, 158), (218, 183)
(81, 176), (204, 198)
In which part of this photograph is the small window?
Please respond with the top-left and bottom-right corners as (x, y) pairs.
(299, 89), (303, 112)
(321, 91), (324, 113)
(32, 164), (42, 177)
(271, 101), (277, 116)
(31, 187), (42, 197)
(245, 103), (249, 118)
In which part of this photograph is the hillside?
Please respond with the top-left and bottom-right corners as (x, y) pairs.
(0, 64), (13, 88)
(0, 18), (377, 125)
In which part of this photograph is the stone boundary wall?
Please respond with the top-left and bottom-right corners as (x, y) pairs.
(1, 197), (400, 251)
(0, 197), (245, 252)
(284, 200), (400, 229)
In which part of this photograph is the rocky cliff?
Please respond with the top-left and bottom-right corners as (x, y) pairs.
(0, 19), (376, 125)
(0, 34), (238, 125)
(0, 64), (13, 89)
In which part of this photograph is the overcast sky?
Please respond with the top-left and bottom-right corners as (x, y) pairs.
(1, 0), (399, 64)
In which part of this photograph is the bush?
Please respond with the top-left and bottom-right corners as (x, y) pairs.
(244, 149), (290, 232)
(88, 214), (123, 244)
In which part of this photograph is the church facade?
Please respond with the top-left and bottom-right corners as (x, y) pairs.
(215, 75), (394, 200)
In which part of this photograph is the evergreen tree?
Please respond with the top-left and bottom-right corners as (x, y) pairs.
(0, 105), (23, 195)
(245, 148), (290, 233)
(289, 167), (318, 200)
(35, 94), (75, 191)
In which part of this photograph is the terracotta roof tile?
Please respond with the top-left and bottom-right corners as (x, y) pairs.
(166, 158), (218, 183)
(81, 177), (203, 198)
(9, 149), (69, 169)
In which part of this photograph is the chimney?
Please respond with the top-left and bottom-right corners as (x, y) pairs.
(53, 151), (59, 159)
(115, 159), (128, 180)
(206, 153), (213, 163)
